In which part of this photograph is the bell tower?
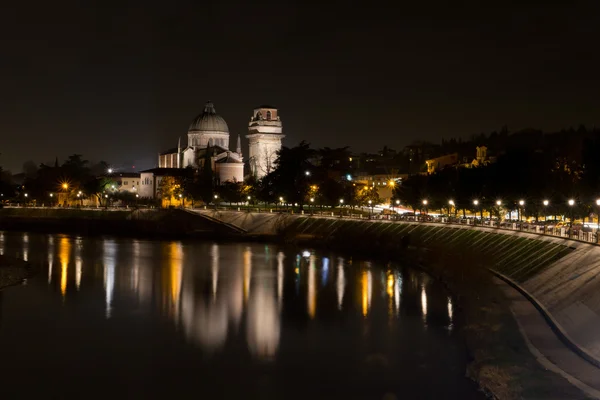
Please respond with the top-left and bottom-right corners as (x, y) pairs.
(246, 105), (284, 178)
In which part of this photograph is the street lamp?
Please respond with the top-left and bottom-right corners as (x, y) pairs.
(247, 195), (251, 212)
(568, 199), (575, 238)
(62, 183), (68, 190)
(422, 199), (428, 222)
(518, 200), (525, 226)
(339, 198), (344, 217)
(305, 171), (311, 176)
(473, 199), (479, 225)
(368, 199), (373, 218)
(107, 168), (113, 174)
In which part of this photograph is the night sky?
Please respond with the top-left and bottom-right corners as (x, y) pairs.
(1, 1), (599, 172)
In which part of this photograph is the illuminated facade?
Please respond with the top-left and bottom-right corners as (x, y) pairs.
(246, 106), (285, 179)
(158, 102), (244, 184)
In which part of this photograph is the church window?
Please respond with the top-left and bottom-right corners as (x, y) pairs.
(266, 111), (272, 120)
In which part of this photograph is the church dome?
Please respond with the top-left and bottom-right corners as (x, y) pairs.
(189, 102), (229, 133)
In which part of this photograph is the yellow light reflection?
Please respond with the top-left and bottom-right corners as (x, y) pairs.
(448, 296), (453, 323)
(169, 242), (183, 316)
(387, 273), (394, 298)
(243, 247), (252, 304)
(307, 255), (317, 319)
(0, 232), (4, 255)
(75, 241), (82, 290)
(361, 269), (372, 317)
(59, 237), (71, 298)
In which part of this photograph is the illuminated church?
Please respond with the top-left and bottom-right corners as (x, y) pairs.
(157, 102), (284, 183)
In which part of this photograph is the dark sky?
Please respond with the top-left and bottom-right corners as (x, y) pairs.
(1, 1), (599, 172)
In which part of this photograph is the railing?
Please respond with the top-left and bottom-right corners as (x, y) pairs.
(4, 204), (597, 244)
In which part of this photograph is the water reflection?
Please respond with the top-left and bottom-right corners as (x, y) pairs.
(59, 237), (70, 298)
(103, 240), (116, 318)
(1, 234), (457, 362)
(337, 257), (345, 310)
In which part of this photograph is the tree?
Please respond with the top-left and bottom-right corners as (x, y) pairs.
(263, 141), (316, 208)
(158, 176), (184, 205)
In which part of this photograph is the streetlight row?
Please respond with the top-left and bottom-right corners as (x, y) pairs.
(416, 198), (595, 207)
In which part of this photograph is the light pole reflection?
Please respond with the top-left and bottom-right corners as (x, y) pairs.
(211, 244), (219, 299)
(308, 255), (317, 319)
(103, 240), (116, 319)
(421, 284), (428, 323)
(361, 268), (372, 317)
(22, 233), (28, 262)
(395, 272), (402, 316)
(243, 247), (252, 304)
(59, 237), (71, 298)
(337, 258), (345, 310)
(247, 278), (280, 360)
(277, 252), (284, 311)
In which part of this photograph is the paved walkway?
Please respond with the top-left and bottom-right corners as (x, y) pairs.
(496, 278), (600, 399)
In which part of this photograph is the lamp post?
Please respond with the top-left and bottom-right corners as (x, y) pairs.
(394, 199), (400, 220)
(247, 195), (251, 212)
(368, 200), (373, 218)
(214, 194), (218, 210)
(339, 198), (344, 217)
(448, 200), (455, 222)
(179, 193), (183, 208)
(518, 200), (525, 229)
(310, 197), (314, 215)
(422, 199), (428, 222)
(135, 193), (139, 208)
(473, 199), (479, 225)
(495, 200), (502, 227)
(568, 199), (575, 238)
(542, 200), (549, 234)
(104, 193), (109, 209)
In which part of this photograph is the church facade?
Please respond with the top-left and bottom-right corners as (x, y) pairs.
(153, 102), (284, 188)
(158, 102), (244, 183)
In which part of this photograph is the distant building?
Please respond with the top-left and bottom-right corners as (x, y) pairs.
(111, 172), (141, 194)
(425, 153), (459, 174)
(246, 105), (285, 179)
(139, 168), (191, 199)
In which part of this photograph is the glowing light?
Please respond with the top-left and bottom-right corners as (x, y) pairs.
(75, 243), (82, 290)
(62, 183), (68, 190)
(22, 233), (28, 262)
(447, 296), (453, 322)
(519, 200), (525, 206)
(302, 250), (311, 258)
(568, 199), (575, 206)
(448, 199), (454, 206)
(473, 199), (479, 206)
(422, 199), (428, 205)
(543, 200), (550, 206)
(169, 242), (183, 318)
(496, 200), (502, 206)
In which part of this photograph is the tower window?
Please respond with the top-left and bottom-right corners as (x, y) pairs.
(266, 111), (272, 120)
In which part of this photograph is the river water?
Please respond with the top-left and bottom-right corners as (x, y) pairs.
(0, 231), (482, 399)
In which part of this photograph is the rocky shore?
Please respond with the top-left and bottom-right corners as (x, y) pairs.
(0, 255), (30, 289)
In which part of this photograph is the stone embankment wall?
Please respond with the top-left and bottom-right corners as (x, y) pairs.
(0, 208), (239, 238)
(199, 210), (600, 364)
